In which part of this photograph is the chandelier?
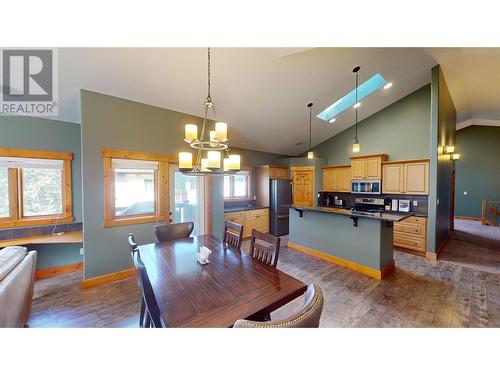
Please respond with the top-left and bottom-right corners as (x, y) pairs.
(178, 48), (241, 175)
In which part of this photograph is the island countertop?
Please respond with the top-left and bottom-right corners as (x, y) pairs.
(284, 204), (414, 222)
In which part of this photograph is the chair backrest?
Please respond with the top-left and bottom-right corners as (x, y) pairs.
(223, 221), (244, 250)
(154, 222), (194, 242)
(249, 229), (280, 268)
(132, 251), (163, 328)
(128, 233), (138, 254)
(233, 284), (324, 328)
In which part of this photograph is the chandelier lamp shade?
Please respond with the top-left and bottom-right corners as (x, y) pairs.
(178, 48), (240, 175)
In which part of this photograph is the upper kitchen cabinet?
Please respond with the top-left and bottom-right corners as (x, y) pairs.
(268, 165), (288, 179)
(349, 154), (388, 180)
(322, 165), (351, 192)
(382, 159), (429, 195)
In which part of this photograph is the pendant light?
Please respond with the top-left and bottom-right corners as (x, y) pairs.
(352, 66), (361, 153)
(307, 102), (314, 159)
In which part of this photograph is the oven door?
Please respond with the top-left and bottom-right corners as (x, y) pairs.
(351, 180), (381, 194)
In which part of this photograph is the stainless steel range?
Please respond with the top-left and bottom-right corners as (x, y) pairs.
(350, 197), (385, 217)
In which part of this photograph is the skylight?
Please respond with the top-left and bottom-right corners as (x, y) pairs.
(317, 73), (387, 122)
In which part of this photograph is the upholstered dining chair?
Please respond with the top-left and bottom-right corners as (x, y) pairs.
(128, 233), (145, 327)
(132, 250), (163, 328)
(249, 229), (281, 268)
(223, 221), (244, 250)
(233, 284), (324, 328)
(154, 222), (194, 242)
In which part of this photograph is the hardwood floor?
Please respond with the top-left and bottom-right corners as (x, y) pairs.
(29, 220), (500, 328)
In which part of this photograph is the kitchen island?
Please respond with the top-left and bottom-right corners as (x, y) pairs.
(287, 205), (413, 279)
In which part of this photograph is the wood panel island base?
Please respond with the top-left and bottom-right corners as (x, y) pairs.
(287, 206), (412, 280)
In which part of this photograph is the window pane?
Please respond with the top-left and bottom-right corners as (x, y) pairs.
(223, 176), (231, 198)
(0, 168), (9, 218)
(234, 175), (248, 197)
(22, 168), (63, 216)
(173, 171), (203, 236)
(115, 168), (155, 216)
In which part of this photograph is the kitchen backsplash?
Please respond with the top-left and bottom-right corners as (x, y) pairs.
(318, 192), (429, 216)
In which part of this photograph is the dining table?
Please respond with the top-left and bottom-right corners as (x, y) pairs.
(137, 234), (307, 327)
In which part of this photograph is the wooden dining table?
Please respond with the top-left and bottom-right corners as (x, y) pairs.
(137, 234), (307, 327)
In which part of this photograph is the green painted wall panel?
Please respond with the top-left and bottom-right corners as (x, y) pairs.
(455, 126), (500, 217)
(80, 90), (284, 278)
(312, 85), (431, 164)
(0, 115), (83, 270)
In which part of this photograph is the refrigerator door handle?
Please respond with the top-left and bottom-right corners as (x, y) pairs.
(277, 214), (289, 219)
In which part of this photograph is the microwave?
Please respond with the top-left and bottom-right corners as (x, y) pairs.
(351, 179), (381, 195)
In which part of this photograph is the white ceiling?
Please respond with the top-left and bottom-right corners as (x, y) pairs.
(53, 48), (499, 155)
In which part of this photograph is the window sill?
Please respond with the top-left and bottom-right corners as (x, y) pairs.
(103, 215), (165, 228)
(224, 197), (253, 202)
(0, 216), (74, 229)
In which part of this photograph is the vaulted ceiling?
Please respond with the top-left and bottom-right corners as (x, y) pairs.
(55, 48), (500, 155)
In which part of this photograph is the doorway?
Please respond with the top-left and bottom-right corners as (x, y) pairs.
(169, 165), (205, 236)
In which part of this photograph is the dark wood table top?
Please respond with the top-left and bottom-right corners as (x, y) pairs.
(137, 234), (307, 327)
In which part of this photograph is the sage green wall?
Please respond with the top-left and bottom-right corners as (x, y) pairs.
(312, 84), (431, 164)
(428, 66), (456, 252)
(80, 90), (284, 278)
(455, 126), (500, 217)
(0, 115), (83, 269)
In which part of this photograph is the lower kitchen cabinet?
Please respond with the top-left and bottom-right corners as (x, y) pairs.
(394, 216), (427, 254)
(224, 208), (269, 238)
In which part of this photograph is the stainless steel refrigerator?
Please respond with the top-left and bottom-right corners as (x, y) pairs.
(270, 179), (292, 236)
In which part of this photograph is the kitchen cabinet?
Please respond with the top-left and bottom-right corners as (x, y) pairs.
(394, 216), (427, 254)
(382, 160), (429, 195)
(291, 167), (314, 207)
(323, 165), (350, 192)
(256, 165), (289, 206)
(224, 208), (269, 238)
(350, 154), (387, 180)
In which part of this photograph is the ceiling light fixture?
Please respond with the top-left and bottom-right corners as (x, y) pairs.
(329, 118), (336, 123)
(307, 103), (314, 159)
(451, 153), (460, 161)
(353, 102), (361, 109)
(444, 145), (455, 154)
(178, 48), (240, 175)
(352, 66), (361, 153)
(383, 82), (393, 90)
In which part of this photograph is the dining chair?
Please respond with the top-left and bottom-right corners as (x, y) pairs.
(132, 250), (163, 328)
(154, 222), (194, 242)
(249, 229), (281, 268)
(233, 284), (324, 328)
(128, 233), (145, 327)
(223, 220), (244, 250)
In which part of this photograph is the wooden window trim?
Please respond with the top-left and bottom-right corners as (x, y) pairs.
(102, 148), (176, 228)
(223, 167), (253, 202)
(0, 148), (74, 229)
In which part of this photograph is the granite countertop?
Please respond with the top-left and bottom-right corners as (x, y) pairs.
(285, 204), (414, 223)
(224, 205), (269, 213)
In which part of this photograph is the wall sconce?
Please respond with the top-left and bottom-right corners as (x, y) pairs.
(451, 153), (460, 161)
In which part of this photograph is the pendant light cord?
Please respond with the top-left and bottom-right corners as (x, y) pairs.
(354, 68), (359, 143)
(207, 47), (212, 103)
(307, 102), (313, 153)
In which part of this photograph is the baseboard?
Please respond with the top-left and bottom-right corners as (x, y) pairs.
(454, 216), (482, 221)
(425, 230), (452, 261)
(288, 241), (395, 280)
(35, 262), (83, 280)
(81, 268), (135, 289)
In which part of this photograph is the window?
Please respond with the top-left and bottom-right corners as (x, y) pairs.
(102, 149), (174, 228)
(0, 148), (73, 228)
(223, 169), (252, 200)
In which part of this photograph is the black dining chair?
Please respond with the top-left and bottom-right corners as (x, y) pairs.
(132, 250), (163, 328)
(154, 222), (194, 242)
(128, 233), (145, 327)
